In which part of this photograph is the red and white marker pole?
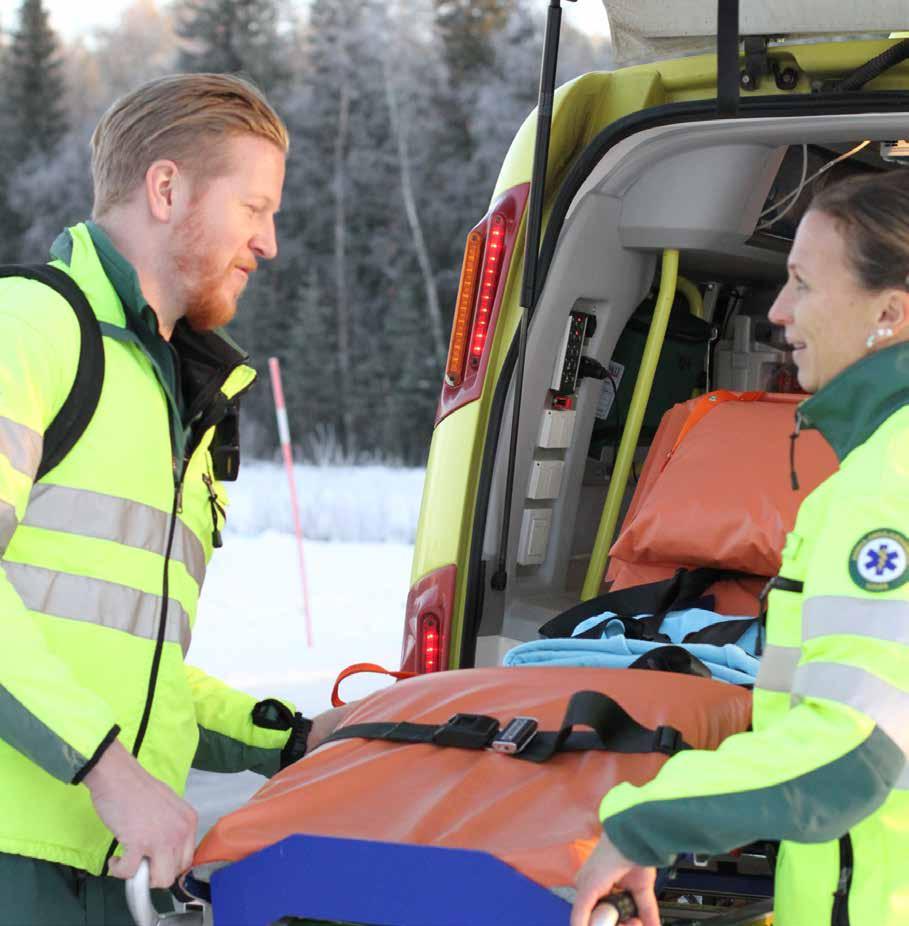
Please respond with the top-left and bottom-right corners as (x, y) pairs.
(268, 357), (313, 648)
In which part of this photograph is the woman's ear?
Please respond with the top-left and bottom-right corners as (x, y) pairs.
(876, 288), (909, 336)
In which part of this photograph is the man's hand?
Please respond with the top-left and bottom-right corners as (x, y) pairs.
(305, 702), (356, 753)
(571, 836), (660, 926)
(84, 740), (198, 888)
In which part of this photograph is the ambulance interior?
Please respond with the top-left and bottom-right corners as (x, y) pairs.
(472, 114), (909, 668)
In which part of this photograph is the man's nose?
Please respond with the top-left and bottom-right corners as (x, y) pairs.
(252, 217), (278, 261)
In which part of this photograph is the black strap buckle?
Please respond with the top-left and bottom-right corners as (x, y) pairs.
(653, 725), (684, 755)
(432, 713), (499, 749)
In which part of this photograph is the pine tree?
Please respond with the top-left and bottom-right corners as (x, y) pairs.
(5, 0), (67, 161)
(174, 0), (291, 93)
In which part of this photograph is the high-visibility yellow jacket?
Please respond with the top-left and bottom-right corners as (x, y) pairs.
(599, 343), (909, 924)
(0, 223), (291, 875)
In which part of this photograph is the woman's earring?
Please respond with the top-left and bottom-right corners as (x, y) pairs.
(867, 327), (895, 350)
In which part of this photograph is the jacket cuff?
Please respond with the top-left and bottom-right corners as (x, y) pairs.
(71, 725), (120, 785)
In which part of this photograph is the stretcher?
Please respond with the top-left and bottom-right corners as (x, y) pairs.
(124, 391), (832, 926)
(125, 391), (834, 926)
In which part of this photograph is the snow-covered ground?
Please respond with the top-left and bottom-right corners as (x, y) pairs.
(185, 462), (422, 835)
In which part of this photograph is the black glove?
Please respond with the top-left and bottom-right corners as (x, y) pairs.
(252, 698), (314, 770)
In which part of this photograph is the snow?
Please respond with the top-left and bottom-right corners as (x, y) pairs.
(223, 460), (425, 543)
(184, 463), (422, 835)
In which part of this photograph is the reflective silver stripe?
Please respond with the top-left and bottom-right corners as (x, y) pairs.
(804, 596), (909, 646)
(23, 484), (206, 588)
(6, 562), (191, 655)
(755, 644), (802, 694)
(0, 499), (16, 555)
(895, 764), (909, 792)
(0, 416), (41, 478)
(793, 661), (909, 755)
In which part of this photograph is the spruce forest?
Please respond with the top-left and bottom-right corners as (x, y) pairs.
(2, 0), (608, 463)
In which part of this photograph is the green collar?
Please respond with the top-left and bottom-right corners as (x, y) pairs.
(799, 341), (909, 461)
(84, 221), (163, 336)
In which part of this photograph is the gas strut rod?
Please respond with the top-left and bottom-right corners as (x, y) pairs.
(491, 0), (575, 592)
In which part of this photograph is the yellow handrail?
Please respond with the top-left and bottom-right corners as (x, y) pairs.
(675, 275), (703, 319)
(581, 249), (680, 601)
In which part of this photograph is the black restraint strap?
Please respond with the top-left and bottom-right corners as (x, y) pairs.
(628, 645), (712, 679)
(539, 567), (742, 640)
(320, 690), (691, 764)
(682, 618), (759, 646)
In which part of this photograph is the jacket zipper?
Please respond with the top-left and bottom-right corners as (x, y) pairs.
(103, 368), (249, 871)
(789, 409), (803, 491)
(831, 833), (853, 925)
(202, 470), (225, 549)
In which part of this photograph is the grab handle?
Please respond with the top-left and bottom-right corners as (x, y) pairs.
(126, 860), (204, 926)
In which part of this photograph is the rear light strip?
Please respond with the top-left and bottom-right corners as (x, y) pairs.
(470, 214), (506, 360)
(445, 230), (485, 387)
(436, 183), (530, 426)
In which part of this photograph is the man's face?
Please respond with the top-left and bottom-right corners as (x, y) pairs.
(171, 134), (285, 332)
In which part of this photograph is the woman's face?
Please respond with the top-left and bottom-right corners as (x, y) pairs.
(768, 209), (884, 393)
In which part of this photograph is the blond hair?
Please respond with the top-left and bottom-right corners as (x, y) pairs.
(91, 73), (289, 217)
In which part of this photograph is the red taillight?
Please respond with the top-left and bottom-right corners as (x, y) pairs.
(420, 614), (441, 673)
(469, 214), (506, 361)
(436, 182), (530, 426)
(400, 564), (457, 674)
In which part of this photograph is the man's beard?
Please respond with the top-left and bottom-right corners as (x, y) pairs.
(172, 214), (241, 333)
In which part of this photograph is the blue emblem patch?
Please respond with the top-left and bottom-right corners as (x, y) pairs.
(849, 530), (909, 592)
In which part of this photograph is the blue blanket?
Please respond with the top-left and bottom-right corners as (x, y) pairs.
(503, 608), (760, 685)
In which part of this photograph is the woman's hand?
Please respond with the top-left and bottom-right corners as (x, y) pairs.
(571, 835), (660, 926)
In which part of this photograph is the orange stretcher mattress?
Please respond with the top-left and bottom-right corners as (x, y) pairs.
(194, 667), (752, 888)
(606, 392), (838, 613)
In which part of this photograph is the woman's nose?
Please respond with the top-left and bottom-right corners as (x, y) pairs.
(768, 287), (792, 326)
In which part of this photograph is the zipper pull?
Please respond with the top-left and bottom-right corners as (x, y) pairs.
(201, 473), (225, 548)
(789, 410), (802, 492)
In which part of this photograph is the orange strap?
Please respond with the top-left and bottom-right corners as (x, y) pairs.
(331, 662), (416, 708)
(661, 390), (766, 473)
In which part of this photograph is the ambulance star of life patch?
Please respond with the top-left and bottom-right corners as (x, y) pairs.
(849, 529), (909, 592)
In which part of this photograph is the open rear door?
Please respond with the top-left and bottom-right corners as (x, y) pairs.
(603, 0), (909, 65)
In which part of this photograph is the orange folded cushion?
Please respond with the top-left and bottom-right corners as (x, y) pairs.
(609, 394), (838, 577)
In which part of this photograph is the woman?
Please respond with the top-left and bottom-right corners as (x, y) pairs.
(571, 170), (909, 926)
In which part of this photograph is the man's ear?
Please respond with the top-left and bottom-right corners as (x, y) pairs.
(876, 288), (909, 336)
(145, 160), (179, 223)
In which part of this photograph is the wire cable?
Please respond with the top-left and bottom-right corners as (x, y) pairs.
(757, 141), (871, 231)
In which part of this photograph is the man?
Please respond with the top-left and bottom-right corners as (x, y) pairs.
(0, 74), (345, 924)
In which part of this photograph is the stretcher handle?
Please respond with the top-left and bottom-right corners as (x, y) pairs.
(331, 662), (416, 707)
(126, 859), (204, 926)
(590, 891), (637, 926)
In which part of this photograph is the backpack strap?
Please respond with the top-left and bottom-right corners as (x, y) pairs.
(0, 265), (105, 481)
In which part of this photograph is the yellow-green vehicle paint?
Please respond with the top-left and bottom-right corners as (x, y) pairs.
(408, 38), (909, 671)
